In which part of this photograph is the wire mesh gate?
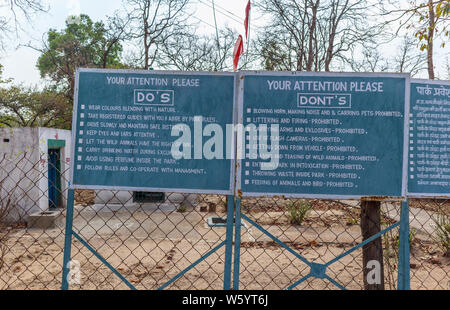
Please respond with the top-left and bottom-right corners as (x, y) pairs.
(61, 190), (236, 290)
(232, 198), (411, 290)
(61, 190), (414, 290)
(1, 148), (448, 290)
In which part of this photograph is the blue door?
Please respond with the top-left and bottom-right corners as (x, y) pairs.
(48, 149), (61, 209)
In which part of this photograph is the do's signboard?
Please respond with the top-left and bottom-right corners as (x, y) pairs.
(408, 79), (450, 197)
(70, 69), (236, 194)
(237, 72), (410, 199)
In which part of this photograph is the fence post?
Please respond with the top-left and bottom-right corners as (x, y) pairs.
(360, 200), (385, 290)
(224, 195), (235, 290)
(233, 198), (241, 290)
(61, 188), (75, 290)
(397, 199), (411, 290)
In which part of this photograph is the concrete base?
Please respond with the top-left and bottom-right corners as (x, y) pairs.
(165, 193), (198, 208)
(26, 210), (62, 229)
(94, 191), (135, 205)
(89, 192), (198, 213)
(94, 191), (197, 206)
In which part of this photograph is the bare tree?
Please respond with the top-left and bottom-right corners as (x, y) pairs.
(0, 0), (47, 42)
(158, 27), (238, 71)
(349, 35), (426, 76)
(2, 0), (47, 19)
(0, 18), (7, 50)
(446, 57), (450, 79)
(102, 13), (134, 68)
(393, 36), (427, 76)
(255, 0), (383, 72)
(124, 0), (191, 70)
(379, 0), (450, 79)
(349, 46), (390, 73)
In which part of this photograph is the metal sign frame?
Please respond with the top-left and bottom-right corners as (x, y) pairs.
(61, 69), (423, 291)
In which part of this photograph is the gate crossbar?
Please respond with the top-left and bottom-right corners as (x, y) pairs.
(239, 211), (401, 290)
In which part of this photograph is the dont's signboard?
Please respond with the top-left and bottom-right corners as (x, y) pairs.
(237, 72), (409, 199)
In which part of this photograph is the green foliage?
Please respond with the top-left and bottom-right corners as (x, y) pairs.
(383, 227), (417, 289)
(287, 200), (311, 226)
(37, 14), (124, 101)
(413, 0), (449, 49)
(177, 205), (187, 213)
(382, 230), (398, 290)
(260, 38), (289, 71)
(0, 85), (71, 129)
(0, 64), (11, 85)
(346, 216), (359, 225)
(410, 228), (417, 245)
(436, 0), (450, 47)
(432, 213), (450, 256)
(392, 228), (417, 249)
(436, 0), (450, 18)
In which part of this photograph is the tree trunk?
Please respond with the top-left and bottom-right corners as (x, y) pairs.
(144, 33), (150, 70)
(360, 200), (385, 290)
(306, 0), (319, 71)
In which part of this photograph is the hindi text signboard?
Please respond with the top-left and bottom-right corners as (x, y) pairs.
(408, 79), (450, 197)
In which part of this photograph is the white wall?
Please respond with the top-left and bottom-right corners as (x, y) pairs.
(0, 128), (40, 221)
(0, 127), (72, 222)
(38, 128), (72, 211)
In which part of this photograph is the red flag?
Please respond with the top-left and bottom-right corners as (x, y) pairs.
(244, 1), (251, 39)
(233, 35), (244, 72)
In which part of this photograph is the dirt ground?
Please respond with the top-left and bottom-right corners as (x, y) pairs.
(74, 190), (95, 206)
(0, 197), (448, 290)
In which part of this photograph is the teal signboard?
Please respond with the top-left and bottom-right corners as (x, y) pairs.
(70, 69), (236, 194)
(408, 79), (450, 197)
(238, 72), (409, 199)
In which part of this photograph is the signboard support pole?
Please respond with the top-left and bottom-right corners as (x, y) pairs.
(223, 195), (235, 290)
(232, 198), (242, 290)
(397, 199), (411, 290)
(61, 188), (75, 290)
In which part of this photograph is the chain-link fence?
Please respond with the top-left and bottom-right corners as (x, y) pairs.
(0, 151), (67, 289)
(407, 199), (449, 290)
(0, 153), (449, 290)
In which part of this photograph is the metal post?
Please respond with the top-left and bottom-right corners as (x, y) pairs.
(223, 195), (235, 290)
(61, 188), (75, 290)
(233, 198), (241, 290)
(397, 199), (411, 290)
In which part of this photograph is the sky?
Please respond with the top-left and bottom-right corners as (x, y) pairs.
(1, 0), (119, 84)
(0, 0), (448, 86)
(0, 0), (248, 86)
